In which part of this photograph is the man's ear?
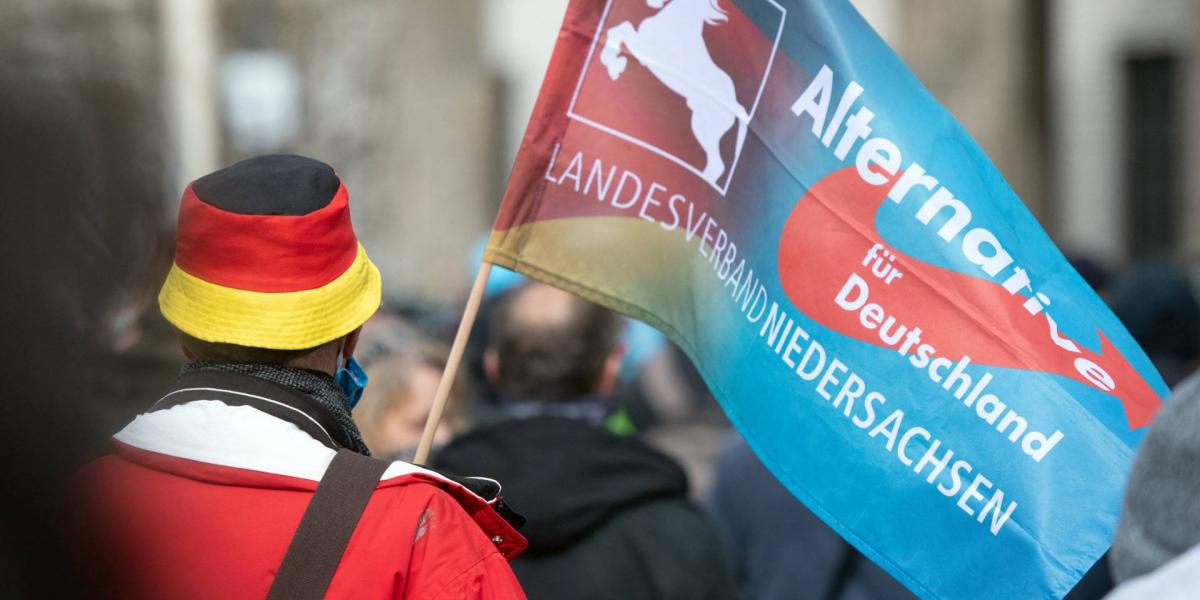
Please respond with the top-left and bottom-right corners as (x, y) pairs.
(595, 342), (627, 396)
(343, 327), (362, 359)
(484, 348), (500, 385)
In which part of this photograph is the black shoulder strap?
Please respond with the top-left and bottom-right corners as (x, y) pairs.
(266, 449), (390, 600)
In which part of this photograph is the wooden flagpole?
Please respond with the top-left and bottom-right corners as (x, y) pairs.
(413, 262), (493, 464)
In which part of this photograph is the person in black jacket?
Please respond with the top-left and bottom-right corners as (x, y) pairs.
(708, 435), (915, 600)
(434, 281), (739, 600)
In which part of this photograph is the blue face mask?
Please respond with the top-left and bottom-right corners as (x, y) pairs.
(335, 356), (369, 410)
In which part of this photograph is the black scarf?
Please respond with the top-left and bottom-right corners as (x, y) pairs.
(180, 361), (370, 455)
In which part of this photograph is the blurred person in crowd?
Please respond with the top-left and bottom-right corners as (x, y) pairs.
(636, 342), (732, 499)
(71, 155), (526, 599)
(460, 246), (530, 416)
(708, 435), (915, 600)
(1107, 260), (1200, 387)
(0, 80), (144, 599)
(1105, 542), (1200, 600)
(464, 237), (667, 422)
(1068, 253), (1113, 299)
(353, 313), (468, 460)
(434, 281), (739, 600)
(1108, 372), (1200, 588)
(462, 242), (728, 497)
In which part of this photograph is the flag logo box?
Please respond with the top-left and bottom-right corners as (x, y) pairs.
(566, 0), (787, 194)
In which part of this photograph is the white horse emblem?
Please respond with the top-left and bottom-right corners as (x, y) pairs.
(600, 0), (751, 185)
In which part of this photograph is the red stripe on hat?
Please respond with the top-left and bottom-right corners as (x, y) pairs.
(174, 183), (359, 292)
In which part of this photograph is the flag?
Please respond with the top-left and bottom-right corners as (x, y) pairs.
(485, 1), (1168, 597)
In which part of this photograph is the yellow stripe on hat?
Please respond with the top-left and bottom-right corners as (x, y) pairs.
(159, 244), (382, 350)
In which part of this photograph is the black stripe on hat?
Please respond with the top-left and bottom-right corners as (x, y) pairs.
(192, 154), (341, 216)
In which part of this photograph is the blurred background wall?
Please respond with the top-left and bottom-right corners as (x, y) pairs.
(8, 0), (1200, 308)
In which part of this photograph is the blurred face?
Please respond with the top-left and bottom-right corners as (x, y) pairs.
(362, 363), (449, 459)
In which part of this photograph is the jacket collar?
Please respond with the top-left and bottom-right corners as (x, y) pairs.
(117, 370), (448, 483)
(151, 369), (348, 450)
(174, 362), (370, 453)
(501, 395), (614, 426)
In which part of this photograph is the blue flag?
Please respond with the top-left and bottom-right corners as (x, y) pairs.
(486, 1), (1168, 597)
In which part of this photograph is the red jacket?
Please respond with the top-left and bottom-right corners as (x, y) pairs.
(73, 399), (527, 599)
